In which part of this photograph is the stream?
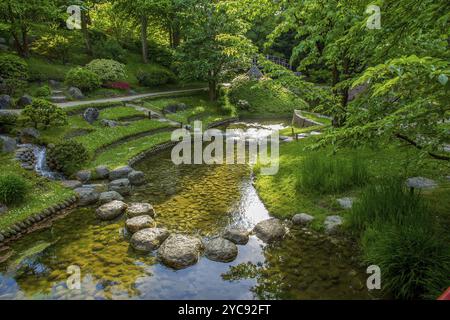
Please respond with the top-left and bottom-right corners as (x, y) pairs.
(0, 119), (372, 300)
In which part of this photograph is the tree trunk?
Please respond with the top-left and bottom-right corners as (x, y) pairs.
(208, 80), (217, 101)
(172, 25), (181, 48)
(81, 10), (92, 55)
(141, 15), (149, 64)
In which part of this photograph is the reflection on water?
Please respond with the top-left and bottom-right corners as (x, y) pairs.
(0, 121), (372, 300)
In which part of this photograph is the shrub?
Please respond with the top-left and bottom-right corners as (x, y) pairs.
(0, 54), (28, 95)
(93, 39), (127, 63)
(85, 59), (126, 83)
(35, 85), (52, 98)
(103, 81), (131, 91)
(296, 151), (368, 194)
(136, 65), (176, 87)
(148, 41), (175, 68)
(32, 34), (70, 64)
(47, 140), (89, 176)
(0, 174), (28, 205)
(65, 67), (101, 92)
(22, 99), (67, 129)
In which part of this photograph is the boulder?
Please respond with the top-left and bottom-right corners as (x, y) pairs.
(48, 80), (61, 88)
(204, 237), (238, 262)
(100, 119), (119, 127)
(157, 234), (203, 269)
(68, 87), (84, 100)
(109, 166), (133, 180)
(292, 213), (314, 226)
(95, 165), (110, 179)
(98, 191), (124, 204)
(253, 218), (287, 243)
(131, 228), (170, 252)
(406, 177), (438, 190)
(337, 197), (354, 209)
(0, 95), (12, 109)
(20, 127), (40, 140)
(324, 215), (343, 235)
(0, 135), (16, 153)
(16, 95), (32, 108)
(82, 184), (107, 193)
(83, 108), (99, 124)
(126, 215), (156, 234)
(74, 187), (99, 206)
(108, 178), (131, 196)
(222, 227), (249, 245)
(60, 180), (82, 190)
(126, 203), (155, 218)
(95, 200), (127, 221)
(76, 170), (91, 183)
(128, 170), (146, 186)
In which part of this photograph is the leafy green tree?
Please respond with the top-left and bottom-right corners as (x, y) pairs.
(22, 99), (68, 129)
(0, 0), (58, 57)
(176, 0), (256, 101)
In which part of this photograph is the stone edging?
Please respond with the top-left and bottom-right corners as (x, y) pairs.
(128, 117), (239, 167)
(0, 195), (79, 245)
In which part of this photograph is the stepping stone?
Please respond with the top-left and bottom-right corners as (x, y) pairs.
(74, 187), (99, 206)
(60, 180), (82, 190)
(157, 234), (203, 269)
(324, 215), (343, 235)
(131, 228), (170, 252)
(126, 203), (155, 218)
(222, 227), (249, 245)
(204, 237), (238, 262)
(125, 215), (155, 234)
(292, 213), (314, 225)
(406, 177), (437, 190)
(98, 191), (123, 204)
(109, 178), (131, 196)
(95, 200), (127, 221)
(253, 218), (287, 243)
(337, 197), (354, 209)
(109, 166), (133, 180)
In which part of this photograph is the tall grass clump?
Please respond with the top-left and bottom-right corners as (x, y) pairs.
(350, 179), (450, 299)
(297, 151), (368, 194)
(0, 174), (29, 205)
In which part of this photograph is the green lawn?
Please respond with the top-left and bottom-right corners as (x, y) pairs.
(99, 106), (146, 121)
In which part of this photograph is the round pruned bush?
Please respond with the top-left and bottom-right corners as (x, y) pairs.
(0, 54), (29, 95)
(85, 59), (126, 83)
(47, 140), (89, 176)
(34, 85), (52, 98)
(136, 66), (176, 87)
(22, 99), (67, 129)
(65, 67), (101, 92)
(0, 174), (29, 205)
(0, 112), (18, 133)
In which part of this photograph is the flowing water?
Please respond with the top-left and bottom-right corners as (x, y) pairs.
(0, 120), (372, 300)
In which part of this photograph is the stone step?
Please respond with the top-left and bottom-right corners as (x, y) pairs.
(51, 96), (67, 103)
(52, 90), (64, 94)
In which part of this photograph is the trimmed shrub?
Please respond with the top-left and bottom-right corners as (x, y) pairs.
(22, 99), (67, 129)
(0, 54), (28, 95)
(47, 140), (89, 176)
(65, 67), (101, 92)
(35, 85), (52, 98)
(85, 59), (126, 83)
(296, 151), (369, 194)
(136, 65), (176, 87)
(93, 39), (127, 63)
(0, 174), (28, 205)
(32, 34), (70, 64)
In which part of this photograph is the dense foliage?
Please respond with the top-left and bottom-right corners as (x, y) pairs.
(22, 99), (67, 129)
(0, 174), (28, 205)
(85, 59), (127, 83)
(65, 67), (102, 92)
(0, 54), (28, 95)
(47, 140), (89, 176)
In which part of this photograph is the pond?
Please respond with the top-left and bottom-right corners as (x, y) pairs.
(0, 120), (372, 300)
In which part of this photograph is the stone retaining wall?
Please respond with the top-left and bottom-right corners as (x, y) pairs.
(0, 195), (79, 245)
(292, 110), (323, 128)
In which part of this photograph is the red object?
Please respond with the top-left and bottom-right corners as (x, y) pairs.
(437, 287), (450, 300)
(104, 82), (131, 90)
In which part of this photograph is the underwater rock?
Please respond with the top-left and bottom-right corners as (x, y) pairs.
(324, 215), (343, 235)
(74, 187), (99, 206)
(109, 166), (133, 180)
(158, 234), (203, 269)
(131, 228), (169, 252)
(292, 213), (314, 226)
(128, 170), (146, 186)
(95, 165), (110, 179)
(60, 180), (82, 190)
(108, 178), (131, 196)
(126, 203), (155, 218)
(95, 200), (127, 221)
(253, 218), (287, 243)
(126, 215), (155, 234)
(98, 191), (123, 204)
(204, 237), (238, 262)
(222, 227), (249, 245)
(337, 197), (354, 209)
